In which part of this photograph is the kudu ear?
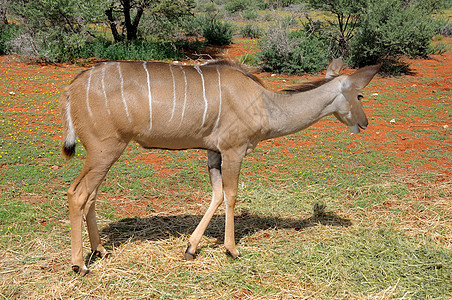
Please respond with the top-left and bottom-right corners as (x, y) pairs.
(325, 58), (345, 79)
(343, 64), (381, 91)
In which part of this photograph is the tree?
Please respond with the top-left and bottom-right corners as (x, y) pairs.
(307, 0), (366, 57)
(105, 0), (195, 42)
(8, 0), (107, 60)
(7, 0), (195, 61)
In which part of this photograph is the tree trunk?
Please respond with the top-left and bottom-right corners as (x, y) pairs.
(106, 6), (122, 42)
(122, 0), (143, 41)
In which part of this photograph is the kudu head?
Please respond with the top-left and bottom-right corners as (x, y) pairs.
(330, 62), (380, 133)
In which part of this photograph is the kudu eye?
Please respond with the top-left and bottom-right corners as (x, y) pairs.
(357, 94), (364, 101)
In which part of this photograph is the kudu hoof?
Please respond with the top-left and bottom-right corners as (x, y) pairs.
(72, 264), (89, 276)
(226, 250), (242, 260)
(184, 247), (196, 260)
(92, 250), (103, 258)
(92, 249), (111, 259)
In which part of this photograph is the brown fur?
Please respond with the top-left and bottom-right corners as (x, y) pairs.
(204, 59), (265, 88)
(281, 78), (334, 94)
(61, 58), (379, 275)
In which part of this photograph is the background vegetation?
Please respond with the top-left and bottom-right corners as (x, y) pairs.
(0, 0), (451, 73)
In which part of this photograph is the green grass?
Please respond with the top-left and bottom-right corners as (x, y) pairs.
(1, 41), (451, 298)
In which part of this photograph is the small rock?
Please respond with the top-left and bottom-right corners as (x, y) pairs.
(9, 91), (15, 96)
(390, 119), (396, 124)
(371, 93), (379, 96)
(443, 125), (449, 129)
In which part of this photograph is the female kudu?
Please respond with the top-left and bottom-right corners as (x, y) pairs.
(61, 58), (379, 275)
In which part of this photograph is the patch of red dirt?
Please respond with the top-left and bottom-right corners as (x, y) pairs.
(135, 152), (174, 178)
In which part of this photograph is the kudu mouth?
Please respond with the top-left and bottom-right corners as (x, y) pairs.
(349, 119), (368, 133)
(359, 117), (369, 130)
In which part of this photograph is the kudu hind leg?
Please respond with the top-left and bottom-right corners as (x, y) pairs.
(185, 150), (224, 260)
(68, 143), (127, 274)
(84, 189), (108, 259)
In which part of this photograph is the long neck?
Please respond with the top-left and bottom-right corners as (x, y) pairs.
(263, 81), (341, 140)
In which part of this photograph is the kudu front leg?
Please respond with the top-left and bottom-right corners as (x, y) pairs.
(185, 151), (224, 259)
(221, 151), (244, 259)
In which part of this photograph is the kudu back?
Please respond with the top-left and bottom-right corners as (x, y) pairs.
(61, 59), (379, 275)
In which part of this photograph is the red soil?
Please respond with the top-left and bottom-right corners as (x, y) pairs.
(1, 39), (450, 217)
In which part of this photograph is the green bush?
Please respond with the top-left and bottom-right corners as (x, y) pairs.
(79, 39), (183, 61)
(349, 0), (444, 72)
(238, 53), (260, 66)
(240, 23), (262, 38)
(0, 24), (20, 55)
(259, 24), (329, 74)
(224, 0), (250, 13)
(242, 9), (259, 20)
(439, 22), (452, 37)
(199, 15), (234, 46)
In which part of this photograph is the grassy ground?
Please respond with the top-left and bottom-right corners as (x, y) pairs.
(0, 39), (451, 298)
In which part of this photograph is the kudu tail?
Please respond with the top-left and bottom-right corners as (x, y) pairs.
(60, 88), (76, 159)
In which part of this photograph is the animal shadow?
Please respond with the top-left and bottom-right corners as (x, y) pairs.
(98, 205), (352, 252)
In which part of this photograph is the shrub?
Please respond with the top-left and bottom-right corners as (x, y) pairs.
(0, 23), (20, 55)
(224, 0), (250, 13)
(349, 0), (444, 71)
(242, 9), (259, 20)
(199, 14), (234, 46)
(259, 23), (329, 74)
(240, 23), (262, 38)
(439, 22), (452, 37)
(238, 53), (259, 66)
(79, 39), (183, 61)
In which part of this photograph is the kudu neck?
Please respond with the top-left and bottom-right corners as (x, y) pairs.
(263, 80), (341, 140)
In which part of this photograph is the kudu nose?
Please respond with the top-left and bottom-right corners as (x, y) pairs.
(359, 117), (369, 130)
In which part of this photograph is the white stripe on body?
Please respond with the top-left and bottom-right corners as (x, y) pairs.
(179, 66), (188, 127)
(117, 62), (132, 123)
(169, 64), (176, 122)
(213, 66), (222, 132)
(86, 68), (94, 117)
(194, 65), (208, 128)
(101, 63), (111, 115)
(143, 62), (152, 132)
